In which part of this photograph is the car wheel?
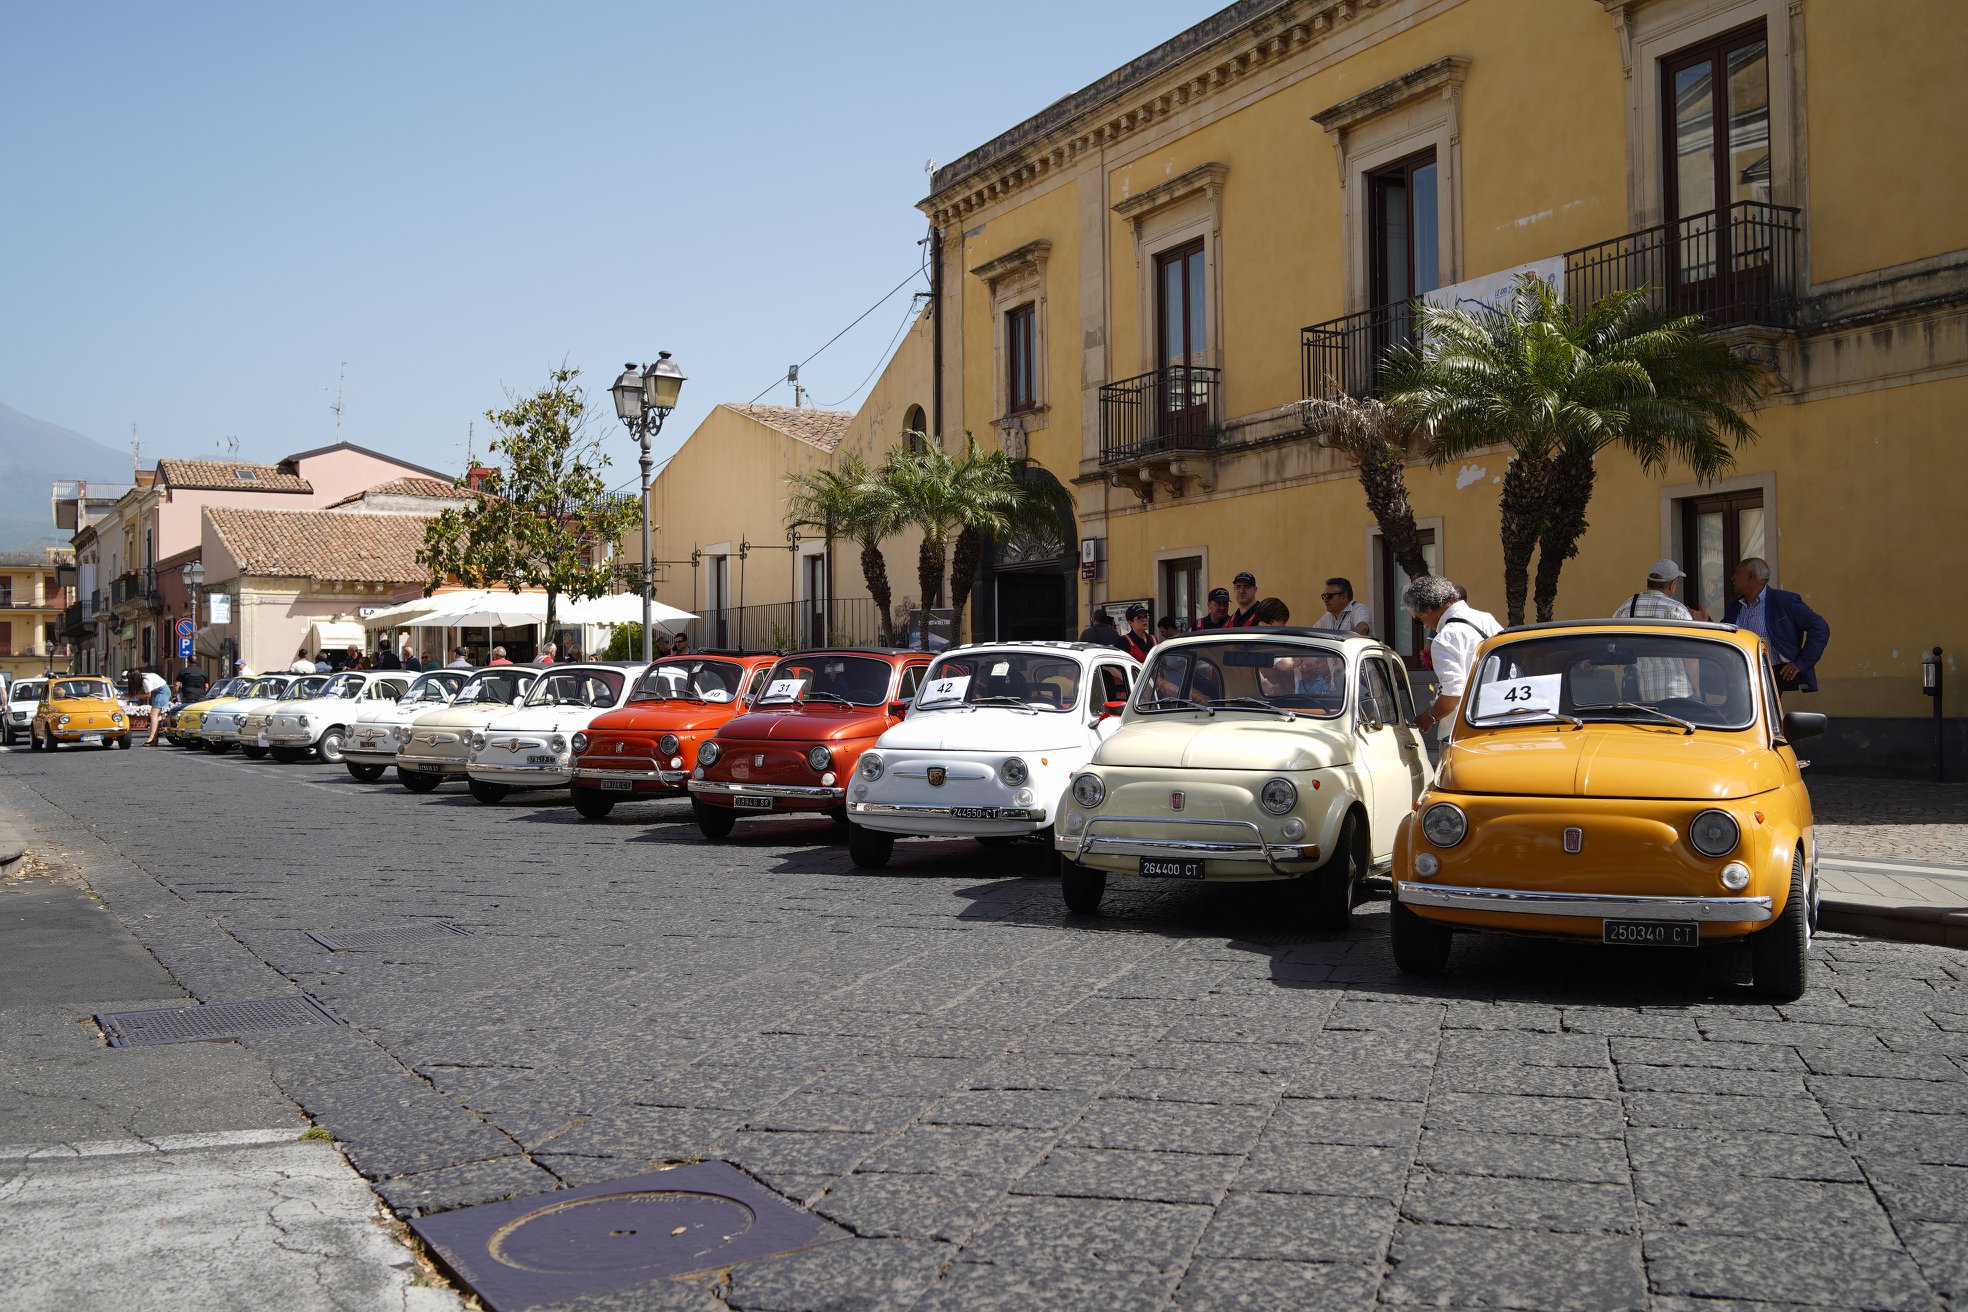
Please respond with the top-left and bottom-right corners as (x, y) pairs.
(828, 806), (850, 827)
(43, 730), (57, 752)
(345, 762), (385, 783)
(398, 768), (441, 793)
(468, 780), (510, 805)
(572, 790), (615, 820)
(1389, 894), (1454, 974)
(847, 823), (894, 869)
(241, 745), (268, 760)
(1060, 856), (1106, 913)
(1750, 847), (1811, 1002)
(269, 747), (301, 764)
(27, 726), (40, 752)
(693, 799), (736, 840)
(1023, 827), (1057, 876)
(205, 740), (230, 755)
(115, 735), (130, 750)
(1295, 810), (1365, 931)
(2, 726), (12, 747)
(316, 729), (346, 764)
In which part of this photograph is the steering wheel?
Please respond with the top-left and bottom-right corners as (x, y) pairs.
(1652, 697), (1727, 725)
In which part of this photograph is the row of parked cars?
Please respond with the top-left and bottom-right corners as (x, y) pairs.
(152, 619), (1823, 999)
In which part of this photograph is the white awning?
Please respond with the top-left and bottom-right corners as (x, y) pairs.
(194, 625), (228, 658)
(305, 620), (369, 653)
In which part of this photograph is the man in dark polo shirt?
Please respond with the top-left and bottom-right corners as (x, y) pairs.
(1194, 587), (1233, 629)
(1228, 572), (1261, 627)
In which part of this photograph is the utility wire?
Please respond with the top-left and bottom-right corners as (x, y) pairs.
(814, 294), (920, 409)
(745, 264), (928, 405)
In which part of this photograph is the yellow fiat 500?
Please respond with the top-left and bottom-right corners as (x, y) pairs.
(30, 676), (130, 751)
(1391, 620), (1823, 1000)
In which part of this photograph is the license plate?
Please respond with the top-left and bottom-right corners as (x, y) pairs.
(733, 794), (774, 811)
(80, 733), (103, 745)
(951, 806), (1001, 820)
(402, 762), (430, 771)
(600, 779), (633, 792)
(1603, 919), (1699, 947)
(256, 732), (268, 747)
(527, 754), (556, 764)
(1140, 857), (1205, 879)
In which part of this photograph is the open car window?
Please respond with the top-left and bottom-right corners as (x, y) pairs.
(630, 659), (746, 704)
(1133, 640), (1348, 717)
(757, 655), (893, 707)
(1468, 634), (1756, 730)
(917, 652), (1083, 712)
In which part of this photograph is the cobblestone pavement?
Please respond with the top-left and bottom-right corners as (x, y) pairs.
(3, 746), (1965, 1311)
(1811, 776), (1968, 865)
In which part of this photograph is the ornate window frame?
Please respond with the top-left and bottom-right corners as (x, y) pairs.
(970, 239), (1053, 451)
(1313, 57), (1469, 313)
(1114, 162), (1228, 378)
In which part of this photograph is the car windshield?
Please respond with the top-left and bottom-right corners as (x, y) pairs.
(13, 681), (45, 701)
(917, 651), (1082, 713)
(455, 670), (535, 705)
(400, 672), (463, 706)
(205, 680), (241, 699)
(1467, 634), (1757, 730)
(757, 655), (893, 707)
(51, 679), (112, 700)
(279, 676), (329, 701)
(320, 674), (364, 700)
(630, 659), (746, 704)
(1132, 639), (1348, 717)
(524, 668), (625, 709)
(242, 678), (289, 699)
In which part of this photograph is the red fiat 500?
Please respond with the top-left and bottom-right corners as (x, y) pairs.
(567, 652), (780, 820)
(686, 648), (933, 839)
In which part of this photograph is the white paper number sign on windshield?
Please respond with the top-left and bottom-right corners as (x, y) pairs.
(919, 675), (971, 705)
(1474, 672), (1564, 720)
(762, 678), (807, 702)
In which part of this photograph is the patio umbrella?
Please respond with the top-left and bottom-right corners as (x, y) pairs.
(394, 590), (549, 629)
(362, 595), (457, 628)
(562, 593), (697, 626)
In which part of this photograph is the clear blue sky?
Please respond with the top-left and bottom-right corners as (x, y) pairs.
(2, 1), (1213, 485)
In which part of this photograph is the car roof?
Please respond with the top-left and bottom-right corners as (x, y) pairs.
(1503, 618), (1742, 635)
(1156, 626), (1374, 644)
(774, 647), (930, 659)
(939, 640), (1133, 658)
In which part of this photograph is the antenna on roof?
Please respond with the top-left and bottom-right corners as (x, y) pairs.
(465, 421), (476, 463)
(130, 424), (140, 475)
(215, 434), (238, 456)
(787, 364), (805, 409)
(326, 361), (348, 439)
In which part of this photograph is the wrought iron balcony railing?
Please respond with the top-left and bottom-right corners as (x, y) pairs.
(1098, 365), (1223, 465)
(1300, 201), (1802, 401)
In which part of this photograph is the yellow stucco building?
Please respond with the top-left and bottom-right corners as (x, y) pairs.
(916, 0), (1966, 774)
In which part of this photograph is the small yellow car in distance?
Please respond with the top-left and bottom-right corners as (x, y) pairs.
(170, 676), (249, 746)
(1391, 619), (1824, 1000)
(30, 676), (131, 751)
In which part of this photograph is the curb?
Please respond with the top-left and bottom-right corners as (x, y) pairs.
(1821, 898), (1968, 949)
(0, 811), (23, 871)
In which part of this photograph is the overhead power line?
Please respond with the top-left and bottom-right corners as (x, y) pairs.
(745, 264), (928, 406)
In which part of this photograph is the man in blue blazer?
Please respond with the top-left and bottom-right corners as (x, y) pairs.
(1724, 558), (1831, 692)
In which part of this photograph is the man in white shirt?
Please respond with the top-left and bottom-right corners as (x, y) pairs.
(1403, 576), (1501, 740)
(1312, 577), (1373, 637)
(289, 647), (316, 674)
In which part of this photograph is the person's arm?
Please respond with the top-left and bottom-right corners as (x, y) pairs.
(1792, 594), (1830, 673)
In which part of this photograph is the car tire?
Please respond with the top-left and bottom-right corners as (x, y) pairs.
(241, 745), (268, 760)
(847, 823), (894, 869)
(828, 806), (850, 827)
(468, 780), (509, 805)
(205, 739), (230, 755)
(345, 762), (385, 783)
(269, 747), (301, 764)
(1023, 827), (1057, 876)
(43, 730), (57, 752)
(398, 768), (441, 793)
(27, 726), (40, 752)
(1297, 810), (1365, 931)
(572, 790), (615, 820)
(115, 735), (130, 750)
(1060, 856), (1106, 913)
(2, 726), (12, 747)
(1750, 847), (1811, 1002)
(693, 799), (736, 840)
(317, 729), (346, 764)
(1390, 894), (1454, 974)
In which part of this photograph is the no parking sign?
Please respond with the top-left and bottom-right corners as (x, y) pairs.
(175, 617), (194, 639)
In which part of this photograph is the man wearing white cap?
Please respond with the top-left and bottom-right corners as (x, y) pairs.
(1613, 560), (1703, 700)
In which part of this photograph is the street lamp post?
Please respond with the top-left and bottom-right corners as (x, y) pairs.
(180, 560), (205, 676)
(612, 353), (687, 662)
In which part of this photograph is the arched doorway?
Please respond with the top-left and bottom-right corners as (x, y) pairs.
(902, 404), (929, 454)
(980, 465), (1076, 642)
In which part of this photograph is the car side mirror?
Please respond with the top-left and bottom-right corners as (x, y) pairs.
(890, 701), (910, 719)
(1780, 710), (1826, 742)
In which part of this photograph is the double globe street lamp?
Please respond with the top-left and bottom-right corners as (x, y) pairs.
(611, 353), (686, 662)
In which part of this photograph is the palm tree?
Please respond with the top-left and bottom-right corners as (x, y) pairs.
(783, 453), (901, 646)
(1384, 274), (1765, 624)
(879, 440), (968, 647)
(1306, 392), (1431, 581)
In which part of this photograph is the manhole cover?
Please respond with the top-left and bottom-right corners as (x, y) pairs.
(307, 922), (472, 951)
(411, 1162), (840, 1311)
(96, 995), (342, 1047)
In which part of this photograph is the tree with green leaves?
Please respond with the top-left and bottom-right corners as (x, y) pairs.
(420, 366), (640, 644)
(1384, 274), (1765, 625)
(1307, 393), (1431, 582)
(782, 452), (902, 646)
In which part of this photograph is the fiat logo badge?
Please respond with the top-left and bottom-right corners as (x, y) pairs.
(615, 742), (625, 754)
(927, 766), (946, 787)
(1171, 791), (1185, 811)
(754, 754), (765, 768)
(1563, 826), (1584, 854)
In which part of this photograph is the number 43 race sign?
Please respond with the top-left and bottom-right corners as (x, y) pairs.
(1474, 673), (1563, 720)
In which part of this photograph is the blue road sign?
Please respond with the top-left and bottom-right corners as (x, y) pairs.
(178, 636), (194, 658)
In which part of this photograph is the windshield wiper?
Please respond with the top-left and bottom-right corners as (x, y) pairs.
(1478, 705), (1583, 729)
(970, 695), (1038, 715)
(1140, 696), (1214, 716)
(1575, 701), (1694, 734)
(801, 690), (852, 705)
(1214, 696), (1296, 720)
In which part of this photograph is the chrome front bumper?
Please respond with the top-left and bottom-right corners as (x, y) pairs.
(1395, 881), (1774, 923)
(851, 800), (1047, 823)
(467, 760), (573, 785)
(573, 766), (687, 786)
(396, 750), (467, 775)
(263, 727), (316, 748)
(1058, 816), (1320, 877)
(687, 780), (843, 802)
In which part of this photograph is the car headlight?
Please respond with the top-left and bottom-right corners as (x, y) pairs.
(1689, 809), (1740, 858)
(571, 731), (589, 755)
(1000, 756), (1030, 787)
(471, 732), (487, 751)
(657, 733), (679, 756)
(697, 740), (722, 767)
(112, 712), (125, 725)
(859, 751), (884, 781)
(1071, 773), (1105, 808)
(550, 735), (566, 752)
(57, 715), (69, 726)
(298, 716), (311, 729)
(1421, 802), (1467, 847)
(1259, 778), (1297, 814)
(394, 725), (409, 743)
(806, 745), (832, 772)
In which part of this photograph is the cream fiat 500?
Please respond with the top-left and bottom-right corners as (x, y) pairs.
(464, 662), (641, 804)
(342, 668), (469, 782)
(263, 669), (412, 764)
(1054, 628), (1431, 927)
(393, 666), (540, 793)
(847, 642), (1140, 869)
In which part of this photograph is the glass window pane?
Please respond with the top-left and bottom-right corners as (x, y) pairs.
(1161, 259), (1184, 365)
(1411, 163), (1440, 295)
(1186, 250), (1207, 356)
(1672, 60), (1717, 218)
(1738, 504), (1765, 563)
(1727, 41), (1770, 205)
(1380, 177), (1410, 303)
(1696, 509), (1725, 620)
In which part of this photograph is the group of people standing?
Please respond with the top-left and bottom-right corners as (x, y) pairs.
(1078, 570), (1380, 661)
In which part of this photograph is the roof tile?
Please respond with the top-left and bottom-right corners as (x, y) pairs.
(730, 404), (854, 451)
(158, 459), (312, 494)
(204, 508), (431, 583)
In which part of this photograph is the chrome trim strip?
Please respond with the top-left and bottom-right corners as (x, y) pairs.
(573, 766), (686, 785)
(891, 765), (993, 781)
(467, 762), (572, 782)
(1395, 881), (1774, 923)
(687, 780), (842, 801)
(850, 801), (1045, 822)
(1057, 816), (1318, 876)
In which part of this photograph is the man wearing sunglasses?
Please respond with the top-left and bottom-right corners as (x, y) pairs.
(1311, 577), (1373, 637)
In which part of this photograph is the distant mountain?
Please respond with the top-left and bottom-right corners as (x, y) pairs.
(0, 403), (133, 551)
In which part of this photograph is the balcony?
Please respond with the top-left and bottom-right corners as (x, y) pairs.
(1301, 201), (1802, 401)
(1097, 365), (1223, 501)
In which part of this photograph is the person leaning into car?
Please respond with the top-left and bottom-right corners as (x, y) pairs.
(1404, 575), (1501, 740)
(1726, 557), (1830, 693)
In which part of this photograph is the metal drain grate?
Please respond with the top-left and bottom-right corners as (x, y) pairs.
(411, 1161), (839, 1311)
(307, 922), (472, 952)
(96, 995), (343, 1047)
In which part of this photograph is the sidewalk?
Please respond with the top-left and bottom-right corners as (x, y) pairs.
(1811, 775), (1968, 947)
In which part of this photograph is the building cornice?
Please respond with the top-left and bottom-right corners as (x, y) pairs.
(968, 239), (1053, 287)
(1111, 163), (1230, 224)
(1310, 54), (1469, 133)
(919, 0), (1429, 228)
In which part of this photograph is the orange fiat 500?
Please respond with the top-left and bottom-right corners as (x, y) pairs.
(686, 648), (933, 840)
(1391, 620), (1824, 1000)
(568, 651), (780, 820)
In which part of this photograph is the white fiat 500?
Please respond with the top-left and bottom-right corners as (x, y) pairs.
(201, 673), (313, 755)
(464, 662), (641, 804)
(262, 670), (412, 764)
(4, 678), (46, 746)
(846, 642), (1141, 868)
(342, 668), (469, 782)
(1054, 628), (1432, 928)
